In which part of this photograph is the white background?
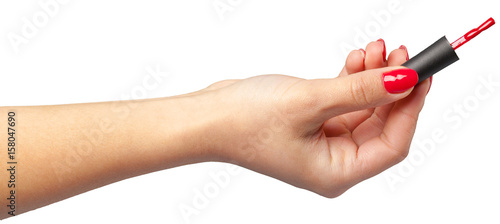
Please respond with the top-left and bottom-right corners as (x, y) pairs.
(1, 0), (499, 223)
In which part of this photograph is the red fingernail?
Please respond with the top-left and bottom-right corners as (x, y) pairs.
(378, 38), (386, 62)
(383, 68), (418, 93)
(359, 48), (365, 57)
(399, 45), (409, 60)
(427, 76), (433, 94)
(359, 48), (366, 63)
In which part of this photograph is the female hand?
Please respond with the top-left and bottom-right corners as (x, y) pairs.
(0, 40), (431, 218)
(201, 39), (431, 197)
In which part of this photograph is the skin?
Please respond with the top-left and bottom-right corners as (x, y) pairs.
(0, 40), (430, 219)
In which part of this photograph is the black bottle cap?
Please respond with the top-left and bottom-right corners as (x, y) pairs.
(402, 36), (459, 84)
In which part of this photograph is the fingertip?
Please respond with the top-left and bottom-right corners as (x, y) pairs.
(365, 40), (386, 69)
(378, 38), (386, 62)
(382, 67), (418, 94)
(345, 49), (366, 74)
(399, 45), (409, 60)
(416, 77), (431, 97)
(387, 47), (408, 66)
(396, 76), (430, 110)
(359, 48), (366, 58)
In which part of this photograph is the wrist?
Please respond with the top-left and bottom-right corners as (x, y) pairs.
(168, 91), (232, 164)
(119, 94), (227, 173)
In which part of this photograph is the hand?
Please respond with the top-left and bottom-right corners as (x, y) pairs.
(0, 40), (431, 218)
(202, 40), (431, 197)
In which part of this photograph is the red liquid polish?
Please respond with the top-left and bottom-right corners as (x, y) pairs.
(451, 17), (495, 50)
(401, 17), (495, 84)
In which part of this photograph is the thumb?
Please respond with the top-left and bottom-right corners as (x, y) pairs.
(307, 66), (418, 121)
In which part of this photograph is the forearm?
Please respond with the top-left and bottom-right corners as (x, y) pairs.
(0, 93), (220, 218)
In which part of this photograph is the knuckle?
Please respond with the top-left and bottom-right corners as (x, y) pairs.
(380, 132), (410, 164)
(394, 148), (410, 163)
(349, 78), (373, 107)
(206, 79), (235, 90)
(317, 185), (349, 199)
(322, 191), (344, 199)
(292, 81), (324, 111)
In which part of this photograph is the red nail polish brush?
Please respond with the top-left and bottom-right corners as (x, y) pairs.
(402, 17), (495, 84)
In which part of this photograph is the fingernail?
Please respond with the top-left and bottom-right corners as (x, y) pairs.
(427, 76), (433, 94)
(359, 49), (366, 63)
(383, 68), (418, 93)
(399, 45), (409, 60)
(359, 48), (365, 57)
(378, 38), (386, 62)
